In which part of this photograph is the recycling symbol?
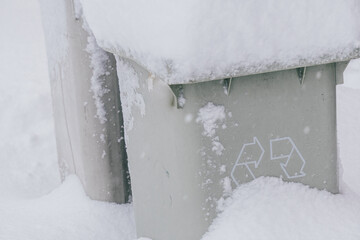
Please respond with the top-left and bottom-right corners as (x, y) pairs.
(231, 137), (306, 187)
(231, 137), (264, 186)
(270, 137), (306, 179)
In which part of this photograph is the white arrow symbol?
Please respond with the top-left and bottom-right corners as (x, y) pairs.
(231, 137), (264, 186)
(270, 137), (306, 179)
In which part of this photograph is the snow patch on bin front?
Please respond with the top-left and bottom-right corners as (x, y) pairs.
(79, 0), (360, 84)
(196, 102), (226, 156)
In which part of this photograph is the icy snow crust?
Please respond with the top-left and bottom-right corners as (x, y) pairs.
(80, 0), (360, 84)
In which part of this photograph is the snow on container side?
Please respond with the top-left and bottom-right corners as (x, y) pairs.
(39, 0), (130, 203)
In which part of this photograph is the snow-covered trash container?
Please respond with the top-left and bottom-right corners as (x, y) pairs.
(115, 58), (354, 240)
(65, 0), (360, 239)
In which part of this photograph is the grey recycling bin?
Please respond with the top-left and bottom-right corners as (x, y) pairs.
(117, 56), (357, 240)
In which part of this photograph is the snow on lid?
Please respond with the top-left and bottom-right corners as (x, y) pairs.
(80, 0), (360, 85)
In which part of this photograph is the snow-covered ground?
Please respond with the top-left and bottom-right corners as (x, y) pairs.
(0, 176), (135, 240)
(0, 1), (360, 240)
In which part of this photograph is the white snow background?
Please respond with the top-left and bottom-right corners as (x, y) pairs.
(0, 1), (360, 240)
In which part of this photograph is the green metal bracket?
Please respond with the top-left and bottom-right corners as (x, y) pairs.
(169, 84), (185, 109)
(296, 67), (306, 85)
(223, 78), (233, 95)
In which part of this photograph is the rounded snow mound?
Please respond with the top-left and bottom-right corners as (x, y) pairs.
(202, 177), (360, 240)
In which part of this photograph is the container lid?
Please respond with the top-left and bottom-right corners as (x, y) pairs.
(80, 0), (360, 84)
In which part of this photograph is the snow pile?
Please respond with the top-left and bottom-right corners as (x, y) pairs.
(196, 102), (226, 156)
(0, 176), (136, 240)
(202, 177), (360, 240)
(80, 0), (360, 84)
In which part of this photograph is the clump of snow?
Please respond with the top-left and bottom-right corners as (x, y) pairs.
(222, 177), (232, 196)
(197, 103), (226, 137)
(78, 5), (111, 125)
(115, 57), (145, 141)
(196, 102), (226, 155)
(178, 94), (186, 108)
(80, 0), (360, 84)
(86, 33), (111, 124)
(0, 175), (136, 240)
(202, 177), (360, 240)
(216, 177), (233, 213)
(219, 165), (226, 174)
(211, 139), (225, 156)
